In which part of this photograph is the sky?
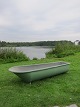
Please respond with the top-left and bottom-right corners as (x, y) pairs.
(0, 0), (80, 42)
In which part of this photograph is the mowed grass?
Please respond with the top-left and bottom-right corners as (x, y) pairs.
(0, 53), (80, 107)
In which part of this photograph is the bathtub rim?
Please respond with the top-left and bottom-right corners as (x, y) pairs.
(9, 61), (70, 73)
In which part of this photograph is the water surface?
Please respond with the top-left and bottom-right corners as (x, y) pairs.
(16, 46), (51, 59)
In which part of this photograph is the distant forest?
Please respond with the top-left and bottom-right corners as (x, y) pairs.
(0, 40), (79, 47)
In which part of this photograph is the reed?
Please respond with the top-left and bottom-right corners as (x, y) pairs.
(46, 43), (80, 58)
(0, 47), (29, 63)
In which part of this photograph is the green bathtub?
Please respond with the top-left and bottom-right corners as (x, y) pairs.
(9, 61), (70, 82)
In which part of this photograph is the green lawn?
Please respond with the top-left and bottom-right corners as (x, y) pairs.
(0, 53), (80, 107)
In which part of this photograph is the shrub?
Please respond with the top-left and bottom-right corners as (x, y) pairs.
(0, 48), (29, 63)
(32, 57), (38, 60)
(46, 43), (80, 58)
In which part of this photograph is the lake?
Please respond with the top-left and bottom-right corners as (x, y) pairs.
(16, 46), (51, 59)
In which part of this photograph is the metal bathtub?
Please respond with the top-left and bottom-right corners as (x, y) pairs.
(9, 61), (70, 82)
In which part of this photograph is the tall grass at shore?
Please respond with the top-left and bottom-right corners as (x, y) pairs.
(46, 43), (80, 58)
(0, 47), (29, 63)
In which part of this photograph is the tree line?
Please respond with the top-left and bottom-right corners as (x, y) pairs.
(0, 40), (79, 47)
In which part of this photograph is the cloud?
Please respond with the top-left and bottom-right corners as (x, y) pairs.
(0, 0), (80, 42)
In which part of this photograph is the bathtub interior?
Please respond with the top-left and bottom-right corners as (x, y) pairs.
(9, 62), (69, 73)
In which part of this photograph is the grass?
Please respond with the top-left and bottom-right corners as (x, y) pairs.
(0, 53), (80, 107)
(46, 43), (80, 58)
(0, 47), (29, 63)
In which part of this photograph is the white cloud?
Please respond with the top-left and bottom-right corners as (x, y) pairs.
(0, 0), (80, 42)
(59, 31), (80, 42)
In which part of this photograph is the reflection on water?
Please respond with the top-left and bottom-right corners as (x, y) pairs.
(16, 47), (51, 59)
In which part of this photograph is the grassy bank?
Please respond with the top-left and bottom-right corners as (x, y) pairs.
(0, 48), (29, 64)
(0, 53), (80, 107)
(46, 43), (80, 58)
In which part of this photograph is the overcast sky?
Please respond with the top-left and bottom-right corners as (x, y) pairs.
(0, 0), (80, 42)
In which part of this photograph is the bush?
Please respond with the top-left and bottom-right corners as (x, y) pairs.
(32, 57), (38, 60)
(46, 43), (80, 58)
(0, 48), (29, 63)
